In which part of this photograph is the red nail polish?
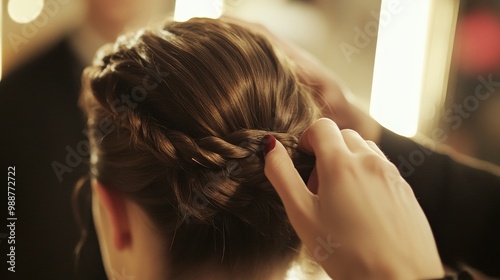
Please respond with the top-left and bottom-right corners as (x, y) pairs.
(262, 135), (276, 157)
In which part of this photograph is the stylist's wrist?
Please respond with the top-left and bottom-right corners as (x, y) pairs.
(345, 101), (382, 144)
(318, 72), (382, 144)
(355, 106), (382, 144)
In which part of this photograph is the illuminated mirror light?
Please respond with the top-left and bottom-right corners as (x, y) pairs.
(7, 0), (44, 24)
(370, 0), (432, 137)
(370, 0), (459, 137)
(174, 0), (224, 22)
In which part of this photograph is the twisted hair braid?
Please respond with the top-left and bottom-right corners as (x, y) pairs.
(80, 17), (320, 278)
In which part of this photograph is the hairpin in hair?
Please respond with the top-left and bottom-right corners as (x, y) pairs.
(191, 157), (209, 168)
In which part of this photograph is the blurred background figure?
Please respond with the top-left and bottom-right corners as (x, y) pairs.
(441, 0), (500, 166)
(0, 0), (170, 279)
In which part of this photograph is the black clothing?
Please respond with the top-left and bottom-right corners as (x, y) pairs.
(0, 39), (106, 280)
(380, 128), (500, 277)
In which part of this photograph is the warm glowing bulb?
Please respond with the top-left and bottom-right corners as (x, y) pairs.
(174, 0), (224, 22)
(370, 0), (458, 137)
(370, 0), (432, 137)
(8, 0), (44, 24)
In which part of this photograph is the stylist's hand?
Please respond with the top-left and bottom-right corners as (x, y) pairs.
(222, 16), (382, 142)
(264, 118), (444, 280)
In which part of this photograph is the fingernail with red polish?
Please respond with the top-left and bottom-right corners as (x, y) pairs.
(262, 135), (276, 157)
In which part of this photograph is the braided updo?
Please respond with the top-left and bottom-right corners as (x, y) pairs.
(81, 18), (320, 277)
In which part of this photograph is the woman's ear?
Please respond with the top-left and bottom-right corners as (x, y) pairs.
(93, 181), (132, 250)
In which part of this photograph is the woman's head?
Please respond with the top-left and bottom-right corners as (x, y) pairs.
(81, 18), (320, 279)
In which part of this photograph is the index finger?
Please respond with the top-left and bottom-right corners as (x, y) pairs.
(299, 118), (349, 176)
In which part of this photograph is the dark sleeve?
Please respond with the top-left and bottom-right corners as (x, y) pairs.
(379, 127), (500, 277)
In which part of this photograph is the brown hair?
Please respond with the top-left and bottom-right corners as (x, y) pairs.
(80, 18), (320, 278)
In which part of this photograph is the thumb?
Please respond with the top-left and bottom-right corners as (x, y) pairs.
(263, 135), (316, 233)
